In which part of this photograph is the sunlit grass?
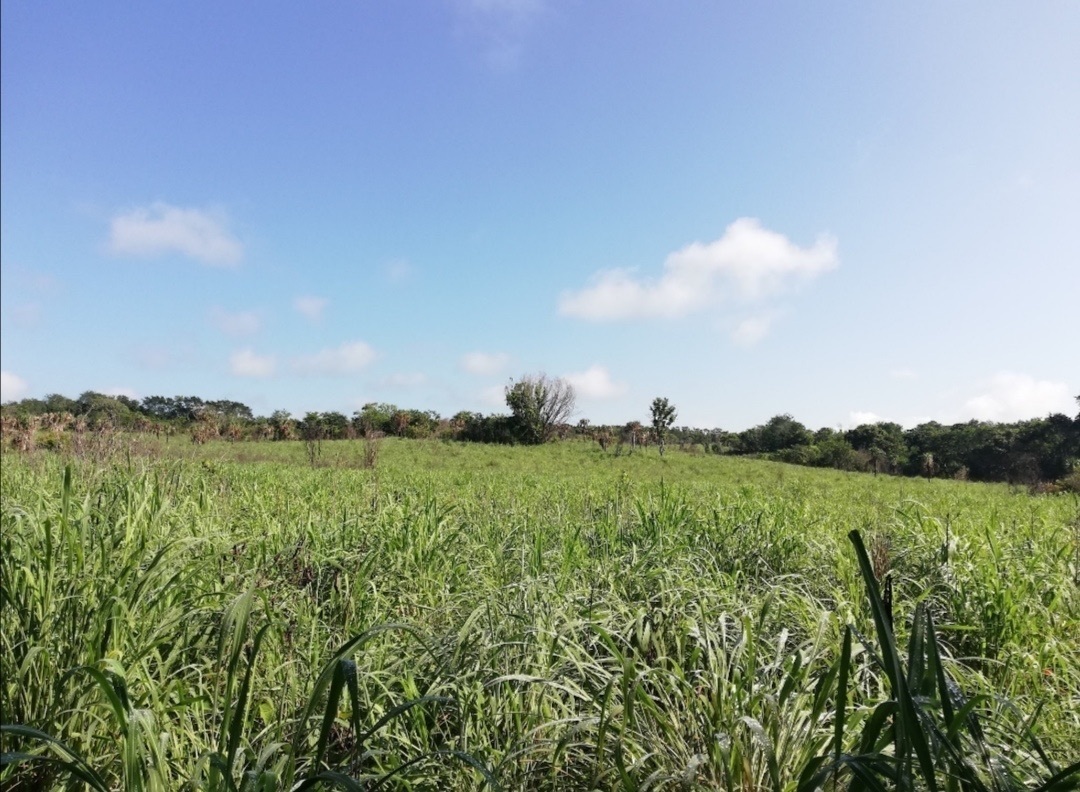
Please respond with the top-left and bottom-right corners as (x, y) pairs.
(2, 439), (1077, 788)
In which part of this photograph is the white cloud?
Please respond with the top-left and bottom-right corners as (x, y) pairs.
(109, 202), (243, 265)
(732, 313), (777, 346)
(1, 371), (29, 402)
(461, 351), (511, 376)
(380, 372), (427, 388)
(230, 349), (276, 378)
(564, 365), (627, 401)
(294, 295), (328, 321)
(890, 367), (918, 380)
(210, 307), (261, 337)
(294, 341), (377, 376)
(104, 387), (139, 400)
(559, 218), (838, 321)
(849, 411), (883, 426)
(962, 372), (1074, 422)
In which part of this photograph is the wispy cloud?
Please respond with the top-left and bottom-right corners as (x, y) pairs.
(559, 218), (838, 321)
(210, 307), (261, 337)
(294, 341), (377, 376)
(383, 259), (413, 284)
(294, 295), (328, 321)
(890, 367), (918, 380)
(461, 351), (510, 376)
(564, 365), (627, 401)
(453, 0), (545, 70)
(230, 349), (276, 378)
(848, 411), (883, 426)
(731, 312), (778, 346)
(109, 202), (243, 265)
(1, 371), (29, 402)
(961, 371), (1073, 421)
(15, 270), (60, 293)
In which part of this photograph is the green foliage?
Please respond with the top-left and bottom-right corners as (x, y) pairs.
(649, 397), (677, 455)
(846, 421), (908, 472)
(269, 409), (296, 441)
(74, 391), (134, 429)
(352, 402), (399, 435)
(759, 413), (812, 453)
(505, 374), (576, 444)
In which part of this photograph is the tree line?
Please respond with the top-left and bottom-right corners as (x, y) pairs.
(3, 379), (1078, 487)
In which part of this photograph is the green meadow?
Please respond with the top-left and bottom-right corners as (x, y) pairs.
(2, 439), (1078, 789)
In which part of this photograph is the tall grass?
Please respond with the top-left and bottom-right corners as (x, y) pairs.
(2, 440), (1077, 788)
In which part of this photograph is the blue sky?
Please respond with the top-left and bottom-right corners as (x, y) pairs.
(2, 1), (1077, 429)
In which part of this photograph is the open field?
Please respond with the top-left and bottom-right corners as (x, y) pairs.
(2, 438), (1078, 789)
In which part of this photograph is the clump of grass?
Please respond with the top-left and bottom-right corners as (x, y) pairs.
(800, 530), (1079, 791)
(361, 432), (380, 470)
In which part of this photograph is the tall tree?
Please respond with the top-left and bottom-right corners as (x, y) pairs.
(759, 414), (811, 453)
(650, 397), (677, 456)
(505, 374), (576, 444)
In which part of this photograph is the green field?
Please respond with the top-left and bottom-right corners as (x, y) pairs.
(2, 439), (1078, 789)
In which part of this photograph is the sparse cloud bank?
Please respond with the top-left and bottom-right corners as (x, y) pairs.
(1, 371), (29, 402)
(461, 351), (510, 376)
(962, 372), (1073, 422)
(564, 365), (627, 401)
(559, 218), (837, 322)
(109, 203), (243, 265)
(293, 341), (377, 376)
(230, 349), (276, 378)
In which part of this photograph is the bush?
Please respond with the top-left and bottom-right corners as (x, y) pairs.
(1058, 470), (1080, 494)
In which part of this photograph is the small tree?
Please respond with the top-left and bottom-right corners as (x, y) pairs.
(921, 452), (937, 480)
(505, 374), (576, 445)
(650, 397), (677, 456)
(299, 412), (326, 467)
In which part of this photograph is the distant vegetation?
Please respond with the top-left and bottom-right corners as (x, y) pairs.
(4, 385), (1078, 488)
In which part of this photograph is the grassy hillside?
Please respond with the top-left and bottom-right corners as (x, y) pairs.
(2, 439), (1077, 789)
